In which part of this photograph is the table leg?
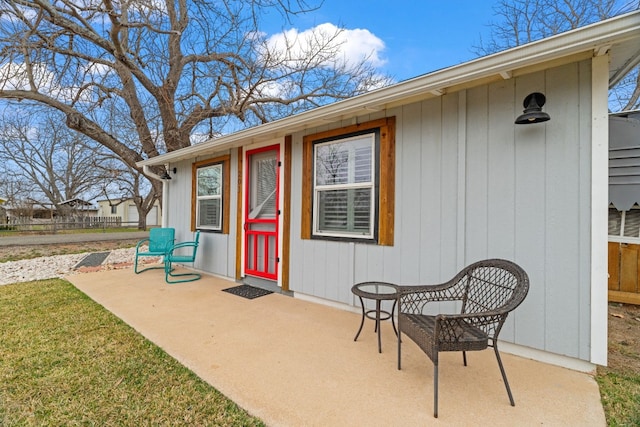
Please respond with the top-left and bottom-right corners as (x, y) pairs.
(353, 296), (366, 342)
(376, 299), (382, 353)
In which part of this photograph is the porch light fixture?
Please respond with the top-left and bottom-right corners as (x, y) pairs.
(515, 92), (550, 124)
(160, 167), (176, 180)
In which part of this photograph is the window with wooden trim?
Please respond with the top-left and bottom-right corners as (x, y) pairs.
(302, 117), (395, 245)
(192, 155), (230, 233)
(314, 132), (376, 239)
(196, 164), (223, 230)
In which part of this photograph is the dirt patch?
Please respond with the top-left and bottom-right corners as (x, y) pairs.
(0, 239), (141, 263)
(605, 302), (640, 375)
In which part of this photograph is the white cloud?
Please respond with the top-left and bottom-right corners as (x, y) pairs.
(0, 62), (53, 91)
(83, 62), (112, 77)
(264, 22), (387, 71)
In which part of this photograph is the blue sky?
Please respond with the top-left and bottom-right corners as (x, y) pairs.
(261, 1), (499, 82)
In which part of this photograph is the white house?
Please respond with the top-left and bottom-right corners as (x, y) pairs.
(138, 12), (640, 371)
(96, 198), (161, 227)
(0, 196), (6, 225)
(608, 109), (640, 305)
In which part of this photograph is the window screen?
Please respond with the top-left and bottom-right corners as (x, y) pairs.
(313, 133), (376, 239)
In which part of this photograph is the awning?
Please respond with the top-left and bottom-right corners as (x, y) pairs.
(610, 185), (640, 211)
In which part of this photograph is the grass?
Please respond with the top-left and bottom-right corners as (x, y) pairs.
(0, 227), (140, 237)
(596, 304), (640, 427)
(54, 227), (141, 234)
(0, 279), (265, 426)
(597, 368), (640, 426)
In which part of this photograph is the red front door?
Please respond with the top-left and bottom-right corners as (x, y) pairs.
(244, 145), (280, 280)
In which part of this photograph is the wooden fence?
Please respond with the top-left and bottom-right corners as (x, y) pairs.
(0, 216), (132, 233)
(608, 241), (640, 305)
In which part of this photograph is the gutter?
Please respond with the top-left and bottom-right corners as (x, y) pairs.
(143, 164), (169, 228)
(137, 10), (640, 168)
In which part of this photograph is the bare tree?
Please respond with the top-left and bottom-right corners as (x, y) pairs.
(0, 108), (108, 216)
(94, 153), (157, 229)
(0, 170), (38, 218)
(0, 1), (389, 224)
(474, 0), (640, 111)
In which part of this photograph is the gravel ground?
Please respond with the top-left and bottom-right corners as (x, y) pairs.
(0, 246), (154, 286)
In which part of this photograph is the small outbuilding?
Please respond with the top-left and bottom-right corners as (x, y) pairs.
(139, 12), (640, 370)
(96, 197), (162, 227)
(608, 109), (640, 305)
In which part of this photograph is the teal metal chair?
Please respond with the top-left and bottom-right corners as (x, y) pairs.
(134, 227), (175, 274)
(164, 231), (201, 284)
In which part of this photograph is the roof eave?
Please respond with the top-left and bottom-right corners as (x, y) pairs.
(138, 10), (640, 168)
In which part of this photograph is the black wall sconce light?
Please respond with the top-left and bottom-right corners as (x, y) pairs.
(515, 92), (550, 124)
(160, 167), (177, 180)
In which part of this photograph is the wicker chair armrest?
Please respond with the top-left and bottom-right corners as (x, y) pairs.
(397, 282), (458, 295)
(397, 282), (465, 314)
(397, 281), (463, 299)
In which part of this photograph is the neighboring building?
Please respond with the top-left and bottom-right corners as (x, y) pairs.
(59, 198), (98, 217)
(0, 197), (6, 225)
(138, 13), (640, 371)
(5, 199), (97, 220)
(96, 198), (161, 227)
(608, 110), (640, 305)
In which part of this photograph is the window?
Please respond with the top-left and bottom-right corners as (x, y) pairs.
(110, 205), (117, 215)
(314, 133), (376, 239)
(196, 164), (223, 230)
(192, 155), (230, 233)
(302, 117), (395, 245)
(610, 205), (640, 240)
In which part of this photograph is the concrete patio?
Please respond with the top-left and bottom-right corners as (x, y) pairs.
(66, 267), (605, 426)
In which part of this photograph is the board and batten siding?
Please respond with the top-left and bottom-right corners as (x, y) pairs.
(288, 60), (593, 361)
(165, 150), (240, 279)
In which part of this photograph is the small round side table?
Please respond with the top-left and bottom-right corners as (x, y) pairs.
(351, 282), (399, 353)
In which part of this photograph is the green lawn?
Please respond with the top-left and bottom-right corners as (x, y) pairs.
(597, 369), (640, 426)
(0, 227), (140, 237)
(0, 279), (264, 426)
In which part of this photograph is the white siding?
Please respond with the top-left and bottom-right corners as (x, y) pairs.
(166, 150), (238, 278)
(164, 59), (596, 362)
(288, 60), (593, 361)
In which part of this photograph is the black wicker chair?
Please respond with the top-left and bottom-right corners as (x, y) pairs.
(397, 259), (529, 418)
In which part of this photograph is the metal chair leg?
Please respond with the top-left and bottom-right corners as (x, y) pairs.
(494, 345), (515, 406)
(397, 330), (402, 370)
(433, 361), (439, 418)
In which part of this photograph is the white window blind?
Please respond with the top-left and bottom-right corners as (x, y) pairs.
(313, 133), (375, 238)
(196, 164), (222, 230)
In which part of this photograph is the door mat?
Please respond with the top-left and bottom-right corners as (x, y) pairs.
(74, 252), (111, 269)
(222, 284), (273, 299)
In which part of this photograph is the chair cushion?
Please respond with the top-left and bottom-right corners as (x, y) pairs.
(402, 314), (488, 353)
